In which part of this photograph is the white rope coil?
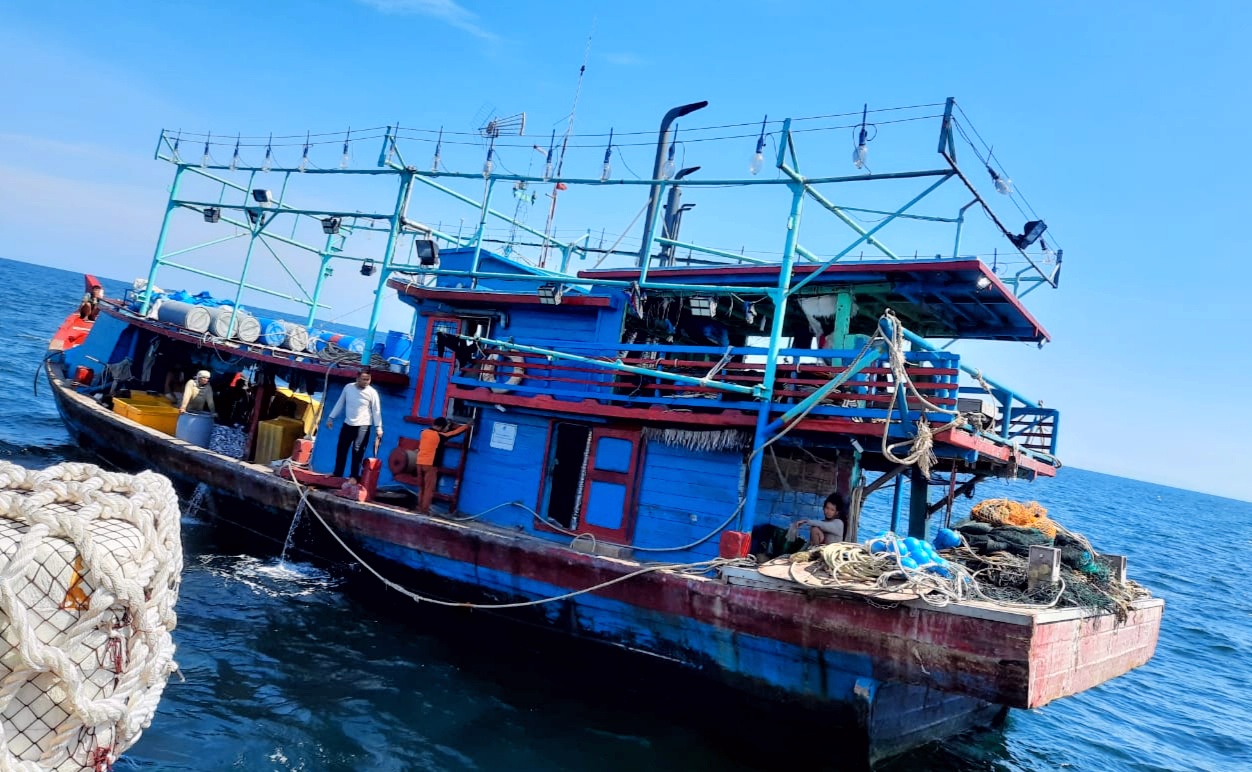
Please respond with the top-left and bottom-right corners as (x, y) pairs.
(0, 462), (181, 772)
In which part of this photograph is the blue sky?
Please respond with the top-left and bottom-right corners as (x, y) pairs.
(2, 1), (1249, 500)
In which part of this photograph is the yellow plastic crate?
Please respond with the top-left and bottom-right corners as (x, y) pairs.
(254, 417), (305, 466)
(274, 387), (322, 436)
(113, 398), (180, 436)
(121, 392), (172, 407)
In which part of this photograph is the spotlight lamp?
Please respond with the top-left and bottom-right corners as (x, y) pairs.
(688, 295), (716, 317)
(360, 259), (377, 277)
(245, 208), (261, 225)
(538, 283), (564, 305)
(203, 207), (221, 224)
(321, 217), (341, 235)
(414, 239), (440, 266)
(252, 189), (274, 204)
(1009, 220), (1047, 250)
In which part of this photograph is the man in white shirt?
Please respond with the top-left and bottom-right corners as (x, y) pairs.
(325, 370), (384, 480)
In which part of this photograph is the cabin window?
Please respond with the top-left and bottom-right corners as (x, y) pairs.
(411, 315), (495, 419)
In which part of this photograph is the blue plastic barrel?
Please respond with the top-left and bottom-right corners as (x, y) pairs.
(384, 331), (413, 362)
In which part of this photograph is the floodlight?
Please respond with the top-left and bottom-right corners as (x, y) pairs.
(322, 217), (341, 235)
(360, 259), (377, 277)
(203, 207), (221, 224)
(689, 296), (716, 317)
(252, 189), (274, 204)
(538, 283), (564, 305)
(1010, 220), (1047, 250)
(414, 239), (440, 266)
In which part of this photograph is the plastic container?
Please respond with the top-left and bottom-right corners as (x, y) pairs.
(257, 318), (312, 352)
(155, 301), (211, 333)
(321, 333), (366, 355)
(113, 398), (180, 436)
(290, 438), (314, 465)
(209, 307), (260, 343)
(383, 331), (412, 363)
(175, 411), (215, 447)
(73, 365), (94, 386)
(254, 417), (305, 466)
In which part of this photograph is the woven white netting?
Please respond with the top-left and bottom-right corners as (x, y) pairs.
(0, 462), (181, 772)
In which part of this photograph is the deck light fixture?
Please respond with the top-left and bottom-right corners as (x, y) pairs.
(988, 165), (1013, 195)
(601, 128), (614, 182)
(689, 295), (716, 317)
(230, 136), (241, 171)
(200, 131), (212, 169)
(1010, 220), (1047, 250)
(321, 217), (341, 235)
(262, 134), (273, 173)
(252, 189), (274, 205)
(852, 104), (871, 170)
(340, 128), (352, 169)
(414, 239), (440, 266)
(750, 115), (768, 175)
(975, 275), (992, 290)
(360, 259), (377, 277)
(538, 283), (564, 305)
(245, 208), (261, 225)
(543, 131), (556, 182)
(431, 127), (443, 172)
(203, 207), (221, 224)
(662, 129), (678, 180)
(298, 132), (310, 173)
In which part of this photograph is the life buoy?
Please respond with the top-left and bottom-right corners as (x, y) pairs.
(479, 353), (524, 393)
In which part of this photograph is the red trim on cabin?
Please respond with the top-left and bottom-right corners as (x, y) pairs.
(445, 385), (1057, 477)
(100, 306), (408, 386)
(576, 427), (642, 543)
(387, 280), (613, 308)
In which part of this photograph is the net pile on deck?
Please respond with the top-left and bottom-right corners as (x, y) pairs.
(0, 461), (182, 771)
(758, 498), (1150, 621)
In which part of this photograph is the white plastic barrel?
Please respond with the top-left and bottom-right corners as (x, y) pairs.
(209, 307), (260, 343)
(156, 301), (211, 333)
(175, 411), (215, 447)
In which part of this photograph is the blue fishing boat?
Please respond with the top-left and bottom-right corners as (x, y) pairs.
(44, 98), (1161, 766)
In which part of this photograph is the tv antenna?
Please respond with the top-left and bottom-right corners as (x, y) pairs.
(478, 112), (527, 178)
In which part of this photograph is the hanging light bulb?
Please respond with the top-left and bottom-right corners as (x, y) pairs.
(543, 131), (555, 182)
(600, 128), (614, 182)
(385, 127), (396, 166)
(988, 165), (1013, 195)
(298, 132), (310, 173)
(431, 127), (443, 172)
(230, 135), (240, 171)
(483, 146), (494, 178)
(200, 131), (212, 168)
(662, 128), (678, 180)
(171, 132), (182, 164)
(340, 128), (351, 169)
(852, 104), (870, 169)
(262, 134), (273, 173)
(749, 115), (768, 175)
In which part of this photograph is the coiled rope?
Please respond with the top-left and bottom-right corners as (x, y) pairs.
(0, 462), (181, 772)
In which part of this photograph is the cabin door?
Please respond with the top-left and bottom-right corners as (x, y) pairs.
(411, 316), (461, 419)
(576, 427), (641, 542)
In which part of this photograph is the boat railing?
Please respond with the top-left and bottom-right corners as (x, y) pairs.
(453, 342), (960, 415)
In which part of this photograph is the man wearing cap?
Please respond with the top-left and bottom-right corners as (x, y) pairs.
(180, 370), (216, 414)
(325, 370), (383, 481)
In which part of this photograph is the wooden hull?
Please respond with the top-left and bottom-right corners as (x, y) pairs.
(45, 360), (1162, 765)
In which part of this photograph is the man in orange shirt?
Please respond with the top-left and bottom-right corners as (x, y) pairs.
(417, 417), (470, 513)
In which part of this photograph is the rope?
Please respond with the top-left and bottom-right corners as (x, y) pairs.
(280, 463), (746, 609)
(0, 462), (181, 772)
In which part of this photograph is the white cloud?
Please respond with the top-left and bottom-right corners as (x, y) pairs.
(357, 0), (499, 41)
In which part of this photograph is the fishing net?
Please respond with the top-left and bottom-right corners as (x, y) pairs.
(0, 461), (182, 771)
(969, 498), (1058, 539)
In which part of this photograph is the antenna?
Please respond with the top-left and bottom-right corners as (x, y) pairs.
(539, 23), (594, 268)
(477, 112), (527, 179)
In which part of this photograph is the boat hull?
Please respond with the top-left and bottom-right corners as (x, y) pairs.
(45, 359), (1161, 766)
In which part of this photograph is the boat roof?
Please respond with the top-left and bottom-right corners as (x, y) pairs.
(580, 258), (1050, 343)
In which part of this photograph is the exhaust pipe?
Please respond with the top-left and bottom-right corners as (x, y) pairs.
(637, 101), (708, 267)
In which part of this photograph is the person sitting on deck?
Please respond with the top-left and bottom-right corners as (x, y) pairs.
(78, 284), (103, 321)
(416, 417), (470, 513)
(794, 492), (850, 547)
(179, 370), (216, 414)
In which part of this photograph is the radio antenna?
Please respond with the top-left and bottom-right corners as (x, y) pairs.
(539, 22), (594, 268)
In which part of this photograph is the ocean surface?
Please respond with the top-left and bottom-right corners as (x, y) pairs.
(1, 255), (1248, 772)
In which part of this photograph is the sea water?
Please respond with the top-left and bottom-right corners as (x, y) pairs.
(1, 256), (1248, 771)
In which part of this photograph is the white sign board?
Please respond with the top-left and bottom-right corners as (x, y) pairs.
(490, 422), (517, 451)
